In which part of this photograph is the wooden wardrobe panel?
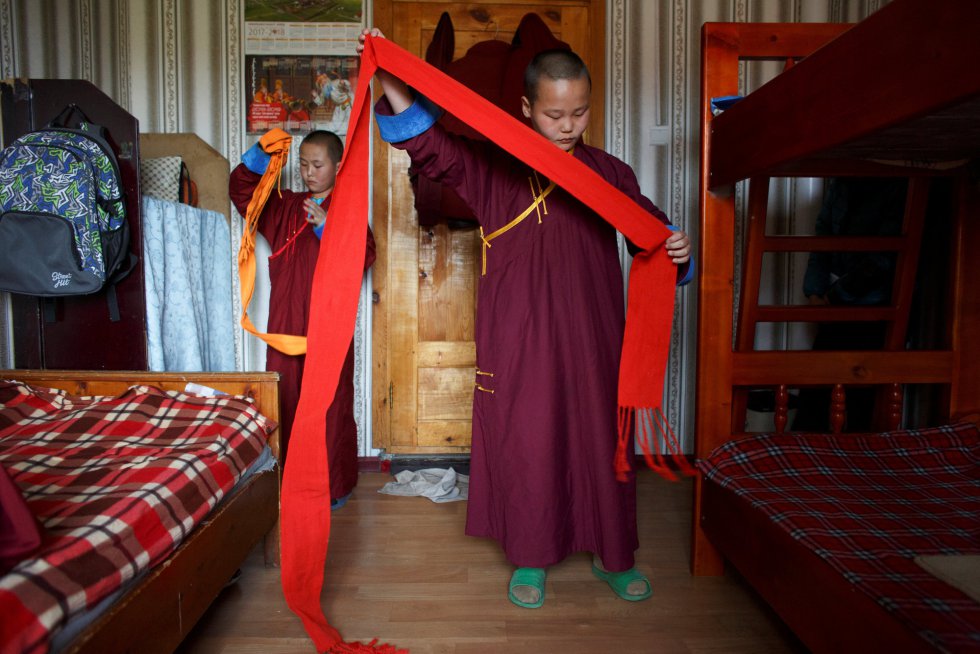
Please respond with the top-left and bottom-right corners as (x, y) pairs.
(1, 79), (147, 371)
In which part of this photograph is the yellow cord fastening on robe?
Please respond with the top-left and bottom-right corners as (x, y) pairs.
(479, 178), (556, 275)
(475, 367), (495, 393)
(236, 128), (309, 355)
(529, 172), (549, 223)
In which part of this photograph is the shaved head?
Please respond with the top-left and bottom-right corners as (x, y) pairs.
(302, 130), (343, 164)
(524, 49), (591, 104)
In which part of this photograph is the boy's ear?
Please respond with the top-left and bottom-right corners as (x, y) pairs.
(521, 96), (532, 119)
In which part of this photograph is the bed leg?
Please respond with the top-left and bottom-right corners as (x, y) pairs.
(264, 516), (281, 567)
(692, 477), (726, 575)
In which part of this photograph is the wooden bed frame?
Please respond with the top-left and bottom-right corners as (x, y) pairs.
(0, 370), (280, 654)
(693, 1), (980, 651)
(140, 132), (232, 225)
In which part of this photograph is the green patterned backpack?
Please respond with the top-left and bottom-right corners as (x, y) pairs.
(0, 105), (132, 307)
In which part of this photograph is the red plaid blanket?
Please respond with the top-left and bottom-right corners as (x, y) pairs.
(699, 423), (980, 652)
(0, 381), (276, 654)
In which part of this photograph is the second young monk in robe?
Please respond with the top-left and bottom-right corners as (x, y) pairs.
(230, 130), (376, 508)
(358, 29), (692, 608)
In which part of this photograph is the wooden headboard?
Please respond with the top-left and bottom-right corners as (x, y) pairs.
(139, 133), (231, 223)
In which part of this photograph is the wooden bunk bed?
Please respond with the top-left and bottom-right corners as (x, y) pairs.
(0, 371), (280, 654)
(693, 1), (980, 652)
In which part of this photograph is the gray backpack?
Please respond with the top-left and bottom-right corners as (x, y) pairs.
(0, 105), (134, 318)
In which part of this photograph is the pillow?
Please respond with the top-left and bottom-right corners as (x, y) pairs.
(140, 155), (182, 202)
(0, 462), (42, 574)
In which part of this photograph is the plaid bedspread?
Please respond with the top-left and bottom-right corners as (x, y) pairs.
(699, 423), (980, 653)
(0, 381), (276, 654)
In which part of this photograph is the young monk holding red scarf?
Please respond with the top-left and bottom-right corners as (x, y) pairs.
(357, 28), (693, 609)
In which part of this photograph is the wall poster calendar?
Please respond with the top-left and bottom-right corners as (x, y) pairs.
(244, 1), (363, 139)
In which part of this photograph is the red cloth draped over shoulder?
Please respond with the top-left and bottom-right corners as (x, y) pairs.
(279, 34), (692, 653)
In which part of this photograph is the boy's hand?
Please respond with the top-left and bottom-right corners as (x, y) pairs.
(356, 27), (412, 114)
(665, 230), (691, 265)
(304, 198), (327, 228)
(356, 28), (385, 55)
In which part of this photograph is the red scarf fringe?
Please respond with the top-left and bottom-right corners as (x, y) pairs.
(616, 406), (698, 482)
(328, 639), (409, 654)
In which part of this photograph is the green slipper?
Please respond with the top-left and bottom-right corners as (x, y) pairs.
(591, 565), (652, 601)
(508, 567), (546, 609)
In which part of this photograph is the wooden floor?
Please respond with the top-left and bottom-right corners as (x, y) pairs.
(176, 471), (807, 654)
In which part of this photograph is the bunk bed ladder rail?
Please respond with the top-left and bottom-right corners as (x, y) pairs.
(731, 175), (930, 434)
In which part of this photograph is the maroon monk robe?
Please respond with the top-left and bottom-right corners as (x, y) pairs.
(230, 164), (376, 500)
(385, 117), (675, 572)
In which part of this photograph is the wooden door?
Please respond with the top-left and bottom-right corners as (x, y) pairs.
(372, 0), (605, 454)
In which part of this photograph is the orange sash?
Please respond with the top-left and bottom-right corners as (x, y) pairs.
(237, 128), (308, 355)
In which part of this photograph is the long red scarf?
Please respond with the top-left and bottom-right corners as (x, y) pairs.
(280, 35), (691, 653)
